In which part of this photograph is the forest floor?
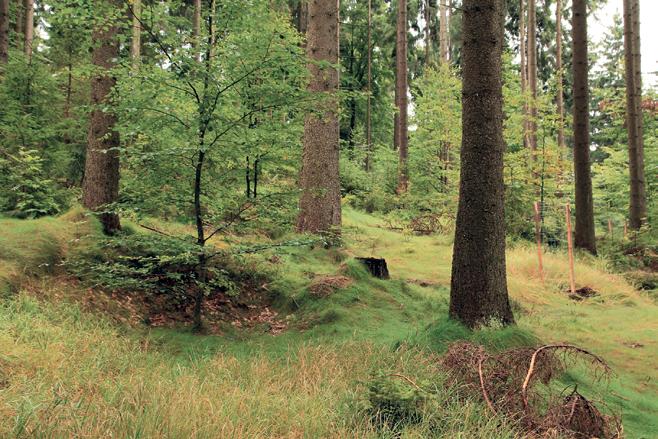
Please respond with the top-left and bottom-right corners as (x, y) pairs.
(0, 208), (656, 438)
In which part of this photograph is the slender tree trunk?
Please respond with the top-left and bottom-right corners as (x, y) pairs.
(527, 0), (537, 152)
(450, 0), (514, 328)
(23, 0), (33, 60)
(131, 0), (141, 70)
(520, 0), (528, 148)
(83, 0), (121, 235)
(15, 0), (23, 49)
(396, 0), (409, 193)
(193, 0), (201, 61)
(365, 0), (372, 172)
(296, 0), (341, 234)
(439, 0), (448, 64)
(0, 0), (8, 64)
(555, 0), (566, 149)
(424, 0), (431, 65)
(626, 0), (646, 229)
(571, 0), (596, 255)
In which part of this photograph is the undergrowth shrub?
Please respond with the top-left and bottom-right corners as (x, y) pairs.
(66, 232), (240, 308)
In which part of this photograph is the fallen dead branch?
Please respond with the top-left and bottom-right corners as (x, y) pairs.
(442, 342), (621, 438)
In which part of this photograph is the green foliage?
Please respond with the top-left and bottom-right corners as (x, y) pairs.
(67, 232), (238, 304)
(360, 372), (429, 429)
(0, 148), (66, 217)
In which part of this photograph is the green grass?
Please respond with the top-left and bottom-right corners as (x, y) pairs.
(0, 206), (656, 437)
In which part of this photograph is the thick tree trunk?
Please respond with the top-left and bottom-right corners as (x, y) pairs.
(23, 0), (33, 60)
(439, 0), (448, 64)
(83, 1), (121, 235)
(571, 0), (596, 255)
(555, 0), (566, 149)
(131, 0), (141, 69)
(526, 0), (537, 152)
(395, 0), (409, 193)
(450, 0), (514, 328)
(625, 0), (646, 229)
(296, 0), (341, 234)
(0, 0), (8, 64)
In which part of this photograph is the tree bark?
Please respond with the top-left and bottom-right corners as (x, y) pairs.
(450, 0), (514, 328)
(625, 0), (646, 229)
(23, 0), (33, 60)
(395, 0), (409, 193)
(439, 0), (448, 64)
(131, 0), (141, 69)
(296, 0), (341, 234)
(555, 0), (566, 149)
(571, 0), (596, 255)
(83, 0), (121, 235)
(15, 0), (23, 49)
(0, 0), (8, 64)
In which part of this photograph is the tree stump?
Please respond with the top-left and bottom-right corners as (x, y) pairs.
(356, 257), (389, 279)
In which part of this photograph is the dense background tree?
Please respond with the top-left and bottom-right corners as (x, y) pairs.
(82, 0), (121, 235)
(449, 0), (514, 328)
(571, 0), (597, 255)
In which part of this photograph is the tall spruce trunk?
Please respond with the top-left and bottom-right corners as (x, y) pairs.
(555, 0), (566, 149)
(83, 1), (121, 235)
(296, 0), (341, 234)
(0, 0), (8, 64)
(395, 0), (409, 193)
(625, 0), (646, 229)
(23, 0), (33, 59)
(571, 0), (596, 255)
(450, 0), (514, 328)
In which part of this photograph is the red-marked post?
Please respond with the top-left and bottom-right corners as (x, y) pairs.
(565, 203), (576, 295)
(534, 201), (545, 283)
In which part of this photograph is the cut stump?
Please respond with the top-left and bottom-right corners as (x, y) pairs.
(356, 257), (389, 279)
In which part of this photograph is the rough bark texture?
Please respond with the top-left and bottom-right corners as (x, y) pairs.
(15, 0), (23, 48)
(450, 0), (514, 328)
(625, 0), (646, 229)
(0, 0), (8, 64)
(526, 0), (537, 151)
(395, 0), (409, 193)
(83, 1), (121, 235)
(296, 0), (341, 234)
(131, 0), (141, 69)
(23, 0), (33, 59)
(439, 0), (448, 64)
(571, 0), (596, 255)
(555, 0), (566, 149)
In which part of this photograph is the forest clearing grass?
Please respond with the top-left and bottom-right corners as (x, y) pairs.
(0, 207), (656, 437)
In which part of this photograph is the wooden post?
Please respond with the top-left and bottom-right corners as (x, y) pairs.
(607, 218), (613, 238)
(565, 203), (576, 295)
(534, 201), (545, 282)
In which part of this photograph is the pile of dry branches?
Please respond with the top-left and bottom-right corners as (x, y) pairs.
(441, 342), (623, 438)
